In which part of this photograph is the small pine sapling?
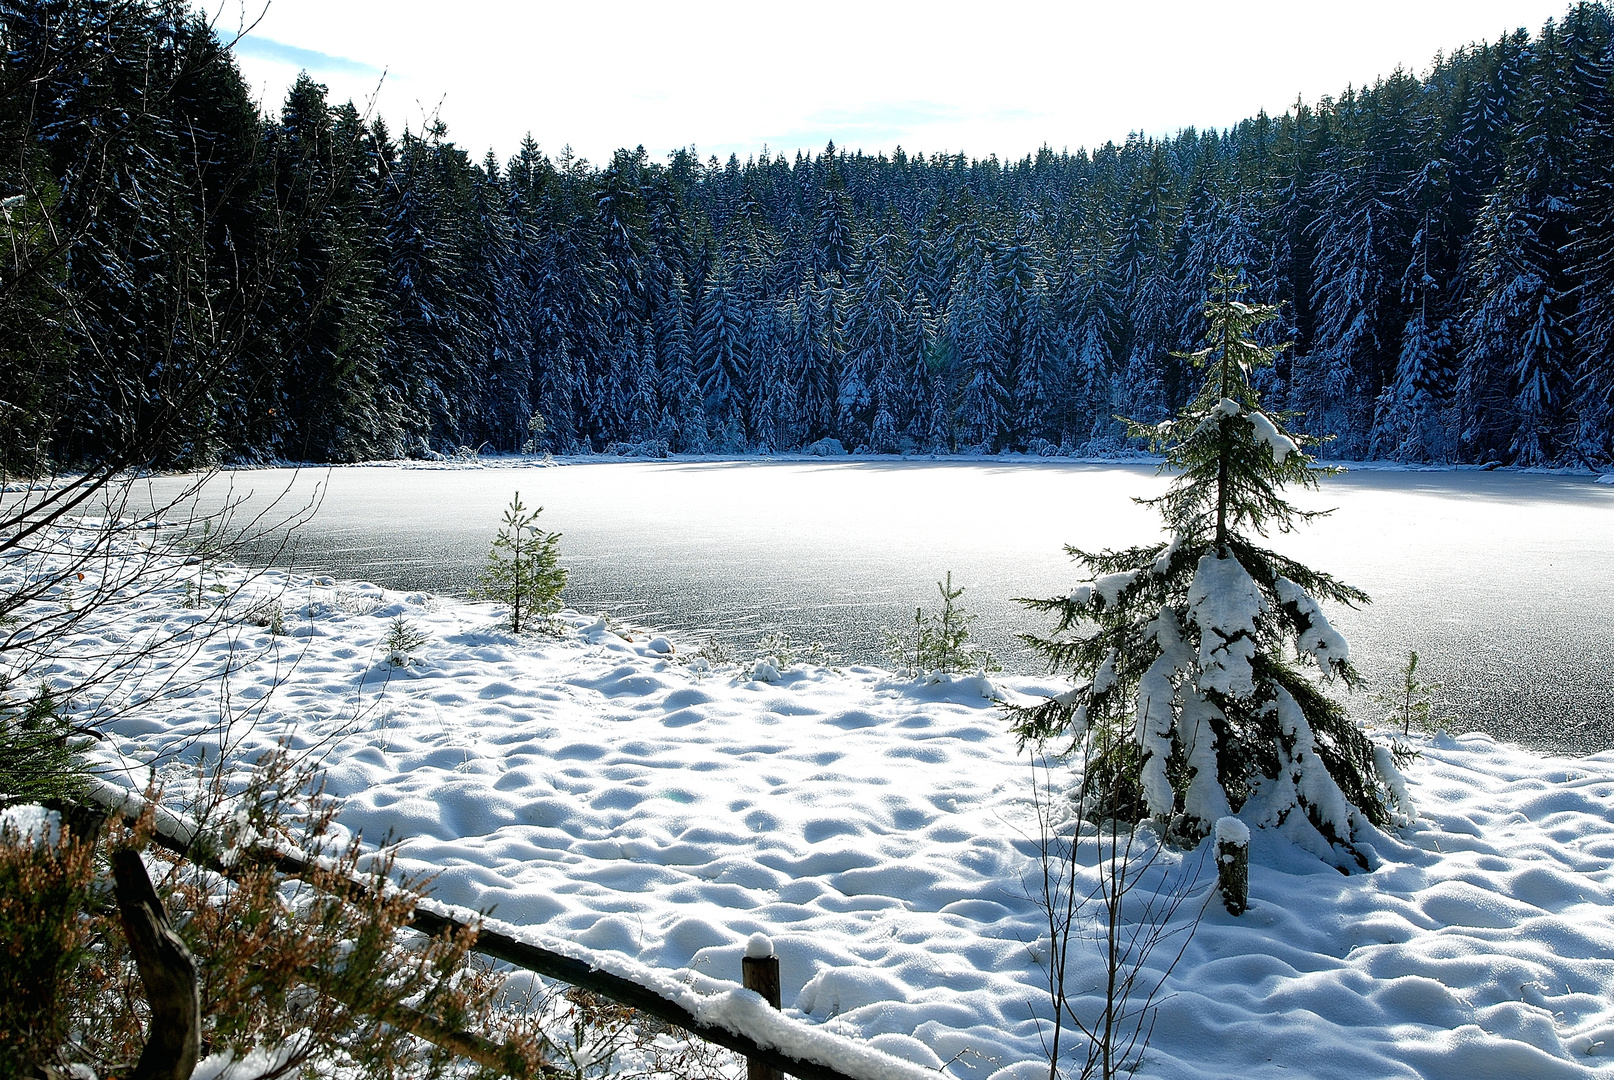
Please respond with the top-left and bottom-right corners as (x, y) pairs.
(695, 636), (732, 666)
(884, 572), (997, 676)
(384, 617), (429, 667)
(884, 606), (927, 676)
(0, 683), (86, 804)
(925, 572), (976, 674)
(1373, 649), (1441, 735)
(522, 412), (547, 455)
(1010, 271), (1401, 865)
(472, 492), (566, 633)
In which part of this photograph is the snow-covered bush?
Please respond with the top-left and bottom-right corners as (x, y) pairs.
(754, 630), (796, 669)
(694, 636), (732, 666)
(333, 588), (384, 617)
(753, 629), (840, 671)
(521, 412), (547, 454)
(745, 630), (840, 681)
(240, 596), (286, 635)
(1010, 273), (1398, 863)
(603, 438), (670, 459)
(802, 437), (848, 456)
(1027, 437), (1062, 457)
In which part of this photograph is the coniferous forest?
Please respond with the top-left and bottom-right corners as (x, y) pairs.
(7, 0), (1614, 471)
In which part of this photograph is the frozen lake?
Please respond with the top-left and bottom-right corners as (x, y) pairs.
(155, 459), (1614, 754)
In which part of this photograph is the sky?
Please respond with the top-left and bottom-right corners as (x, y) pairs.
(224, 1), (1580, 168)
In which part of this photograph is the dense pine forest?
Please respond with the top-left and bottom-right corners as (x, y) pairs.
(6, 0), (1614, 470)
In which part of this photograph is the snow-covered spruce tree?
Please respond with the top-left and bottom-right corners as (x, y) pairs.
(472, 492), (566, 632)
(1010, 273), (1401, 865)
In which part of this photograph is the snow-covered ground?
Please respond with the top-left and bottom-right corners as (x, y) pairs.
(15, 537), (1614, 1080)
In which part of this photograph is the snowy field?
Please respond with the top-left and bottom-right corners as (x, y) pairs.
(136, 459), (1614, 752)
(20, 530), (1614, 1080)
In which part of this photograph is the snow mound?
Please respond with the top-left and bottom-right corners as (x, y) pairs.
(798, 967), (911, 1017)
(0, 804), (62, 846)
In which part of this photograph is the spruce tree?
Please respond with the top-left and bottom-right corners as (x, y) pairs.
(472, 492), (566, 633)
(1010, 272), (1398, 864)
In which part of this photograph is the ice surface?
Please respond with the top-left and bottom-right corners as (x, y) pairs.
(127, 460), (1614, 749)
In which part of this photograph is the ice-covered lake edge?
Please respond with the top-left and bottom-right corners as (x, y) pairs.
(175, 446), (1614, 479)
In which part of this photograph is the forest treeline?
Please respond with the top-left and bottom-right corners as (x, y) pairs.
(6, 0), (1614, 470)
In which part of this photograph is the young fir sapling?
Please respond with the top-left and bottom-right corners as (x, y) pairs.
(1009, 272), (1405, 863)
(472, 493), (566, 633)
(384, 617), (430, 667)
(1374, 649), (1442, 735)
(884, 572), (998, 676)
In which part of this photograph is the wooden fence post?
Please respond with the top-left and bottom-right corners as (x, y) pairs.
(1215, 816), (1249, 916)
(741, 934), (782, 1080)
(112, 849), (201, 1080)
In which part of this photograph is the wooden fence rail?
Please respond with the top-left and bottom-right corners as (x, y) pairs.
(81, 781), (931, 1080)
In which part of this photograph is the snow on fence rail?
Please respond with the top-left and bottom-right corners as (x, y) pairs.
(83, 779), (949, 1080)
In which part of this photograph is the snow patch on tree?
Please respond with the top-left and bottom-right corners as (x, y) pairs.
(1179, 692), (1231, 830)
(1135, 608), (1194, 818)
(1187, 553), (1263, 697)
(1249, 409), (1298, 464)
(1267, 686), (1357, 849)
(1067, 571), (1139, 611)
(1276, 577), (1350, 675)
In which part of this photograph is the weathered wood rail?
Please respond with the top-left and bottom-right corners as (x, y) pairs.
(81, 781), (934, 1080)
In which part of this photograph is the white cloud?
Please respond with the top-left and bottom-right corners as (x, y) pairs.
(223, 0), (1577, 164)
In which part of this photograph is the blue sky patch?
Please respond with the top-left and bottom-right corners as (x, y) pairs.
(231, 35), (381, 78)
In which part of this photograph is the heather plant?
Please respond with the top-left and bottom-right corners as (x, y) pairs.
(1, 749), (741, 1080)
